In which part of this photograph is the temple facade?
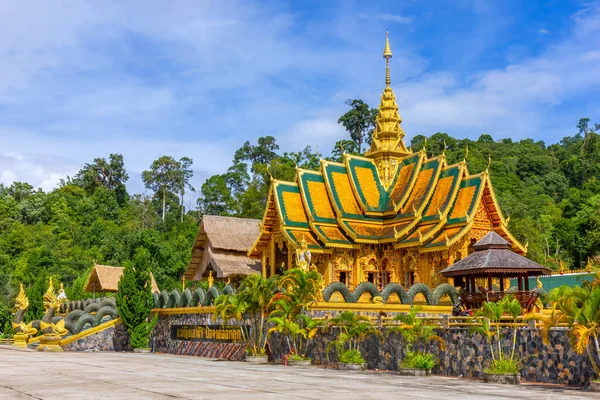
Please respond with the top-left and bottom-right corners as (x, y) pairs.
(248, 34), (526, 290)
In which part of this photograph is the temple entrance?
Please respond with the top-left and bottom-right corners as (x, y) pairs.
(275, 242), (288, 275)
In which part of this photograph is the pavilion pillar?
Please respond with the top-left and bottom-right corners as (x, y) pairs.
(517, 274), (522, 291)
(525, 273), (530, 291)
(499, 275), (505, 292)
(487, 273), (492, 291)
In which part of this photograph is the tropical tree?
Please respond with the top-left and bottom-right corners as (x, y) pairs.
(116, 248), (158, 349)
(176, 157), (194, 222)
(471, 296), (522, 374)
(268, 268), (323, 359)
(388, 306), (444, 372)
(74, 154), (129, 205)
(142, 156), (181, 222)
(337, 99), (378, 153)
(213, 274), (279, 356)
(326, 311), (379, 365)
(532, 275), (600, 376)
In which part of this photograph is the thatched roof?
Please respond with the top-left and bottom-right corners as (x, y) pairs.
(84, 265), (159, 293)
(210, 250), (261, 278)
(184, 215), (262, 279)
(441, 231), (551, 277)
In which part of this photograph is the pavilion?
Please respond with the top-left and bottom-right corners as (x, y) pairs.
(441, 231), (551, 309)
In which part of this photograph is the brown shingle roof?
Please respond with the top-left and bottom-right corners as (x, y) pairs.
(441, 231), (551, 277)
(84, 265), (159, 293)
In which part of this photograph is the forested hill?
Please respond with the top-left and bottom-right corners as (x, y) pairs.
(0, 108), (599, 330)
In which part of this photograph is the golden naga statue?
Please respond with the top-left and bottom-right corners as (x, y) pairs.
(295, 235), (312, 272)
(39, 320), (69, 336)
(14, 283), (29, 312)
(43, 278), (60, 312)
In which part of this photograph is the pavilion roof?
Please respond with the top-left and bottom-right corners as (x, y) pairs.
(441, 232), (551, 277)
(84, 264), (159, 293)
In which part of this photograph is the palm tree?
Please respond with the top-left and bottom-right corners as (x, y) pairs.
(535, 280), (600, 375)
(213, 274), (279, 356)
(390, 307), (444, 353)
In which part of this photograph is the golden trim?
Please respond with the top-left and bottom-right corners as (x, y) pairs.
(312, 302), (452, 313)
(152, 306), (216, 315)
(59, 318), (122, 346)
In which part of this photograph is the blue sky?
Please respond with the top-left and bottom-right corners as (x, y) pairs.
(0, 0), (599, 200)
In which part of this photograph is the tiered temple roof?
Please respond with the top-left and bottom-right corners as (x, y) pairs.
(248, 33), (525, 259)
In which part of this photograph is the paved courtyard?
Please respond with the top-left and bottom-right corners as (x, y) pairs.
(0, 347), (596, 400)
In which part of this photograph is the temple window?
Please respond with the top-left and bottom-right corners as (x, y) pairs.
(338, 271), (351, 287)
(274, 242), (288, 274)
(405, 271), (414, 287)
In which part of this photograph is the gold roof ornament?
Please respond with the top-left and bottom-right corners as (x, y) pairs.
(464, 144), (469, 162)
(366, 31), (409, 185)
(14, 283), (29, 312)
(43, 277), (59, 312)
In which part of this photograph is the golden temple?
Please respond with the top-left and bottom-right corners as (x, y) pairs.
(248, 33), (525, 290)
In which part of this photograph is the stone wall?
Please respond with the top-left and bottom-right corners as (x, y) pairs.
(62, 323), (129, 352)
(151, 311), (599, 385)
(152, 312), (245, 360)
(270, 326), (598, 385)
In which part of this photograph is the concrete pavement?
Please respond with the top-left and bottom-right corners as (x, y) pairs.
(0, 347), (595, 400)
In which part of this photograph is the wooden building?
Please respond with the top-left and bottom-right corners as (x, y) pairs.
(183, 215), (261, 281)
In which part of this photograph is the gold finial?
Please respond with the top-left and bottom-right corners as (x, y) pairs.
(464, 144), (469, 162)
(182, 276), (186, 291)
(266, 165), (273, 180)
(442, 139), (447, 156)
(383, 31), (392, 86)
(487, 154), (492, 171)
(423, 137), (428, 152)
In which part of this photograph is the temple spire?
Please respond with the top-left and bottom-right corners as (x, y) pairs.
(384, 31), (392, 86)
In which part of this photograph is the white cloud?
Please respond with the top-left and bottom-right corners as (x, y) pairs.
(538, 28), (551, 36)
(369, 13), (413, 25)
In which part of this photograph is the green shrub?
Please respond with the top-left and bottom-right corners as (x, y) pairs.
(288, 353), (310, 361)
(339, 349), (366, 364)
(401, 351), (436, 371)
(484, 359), (520, 375)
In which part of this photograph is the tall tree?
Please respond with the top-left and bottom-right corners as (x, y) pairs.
(116, 247), (157, 349)
(337, 99), (378, 153)
(177, 157), (194, 222)
(74, 154), (129, 205)
(142, 156), (181, 222)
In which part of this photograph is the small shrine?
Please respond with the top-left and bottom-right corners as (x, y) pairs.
(441, 231), (550, 310)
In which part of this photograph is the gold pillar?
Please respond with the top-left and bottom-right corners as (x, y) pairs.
(261, 253), (267, 278)
(287, 248), (293, 270)
(270, 237), (275, 276)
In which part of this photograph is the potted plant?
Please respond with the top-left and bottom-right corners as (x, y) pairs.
(213, 274), (279, 364)
(529, 272), (600, 390)
(268, 268), (323, 366)
(326, 311), (379, 370)
(388, 307), (444, 376)
(472, 296), (523, 384)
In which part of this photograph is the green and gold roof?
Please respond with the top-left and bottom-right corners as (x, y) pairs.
(248, 33), (524, 258)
